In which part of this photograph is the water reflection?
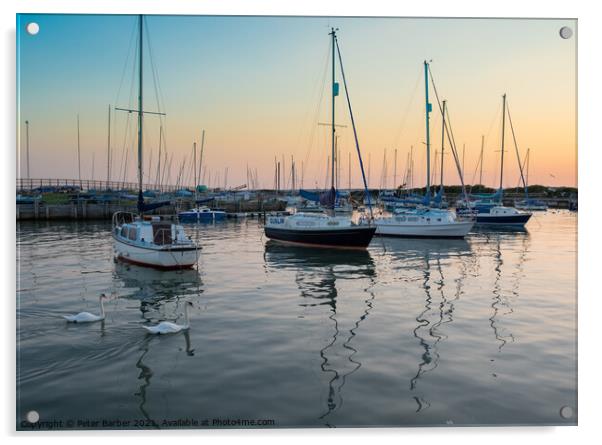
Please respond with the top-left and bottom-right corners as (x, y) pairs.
(377, 238), (473, 412)
(134, 330), (195, 427)
(488, 231), (530, 353)
(263, 242), (376, 425)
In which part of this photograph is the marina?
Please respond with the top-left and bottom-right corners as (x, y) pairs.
(15, 13), (577, 430)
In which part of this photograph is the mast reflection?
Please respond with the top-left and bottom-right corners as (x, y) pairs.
(263, 241), (376, 425)
(379, 237), (472, 412)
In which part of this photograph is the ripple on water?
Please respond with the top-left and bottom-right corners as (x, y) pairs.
(16, 213), (577, 427)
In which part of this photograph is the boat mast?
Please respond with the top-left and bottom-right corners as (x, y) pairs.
(424, 60), (431, 200)
(107, 105), (111, 185)
(526, 148), (530, 187)
(155, 125), (162, 188)
(440, 100), (446, 189)
(199, 129), (205, 187)
(479, 134), (484, 185)
(499, 93), (506, 195)
(330, 27), (337, 203)
(193, 141), (197, 197)
(137, 14), (144, 207)
(393, 148), (397, 189)
(348, 152), (351, 190)
(77, 114), (81, 183)
(25, 120), (30, 179)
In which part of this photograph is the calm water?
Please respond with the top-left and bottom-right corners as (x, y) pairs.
(16, 211), (577, 429)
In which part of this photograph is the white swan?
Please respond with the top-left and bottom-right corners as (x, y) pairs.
(64, 294), (107, 323)
(143, 302), (192, 335)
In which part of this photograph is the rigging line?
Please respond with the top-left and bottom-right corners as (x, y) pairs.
(505, 100), (528, 192)
(144, 17), (165, 116)
(335, 35), (373, 219)
(117, 113), (132, 186)
(297, 39), (331, 155)
(393, 67), (423, 148)
(304, 38), (332, 170)
(144, 16), (170, 175)
(428, 66), (460, 154)
(113, 18), (138, 112)
(427, 67), (466, 197)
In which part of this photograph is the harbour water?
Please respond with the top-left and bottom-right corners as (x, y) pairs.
(16, 211), (577, 429)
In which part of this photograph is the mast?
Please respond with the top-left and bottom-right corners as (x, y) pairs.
(199, 129), (205, 186)
(77, 114), (81, 183)
(156, 125), (162, 188)
(462, 143), (466, 181)
(526, 148), (530, 187)
(409, 145), (414, 191)
(479, 134), (484, 185)
(348, 152), (351, 190)
(107, 105), (111, 185)
(193, 141), (197, 195)
(499, 93), (506, 194)
(424, 60), (432, 199)
(440, 100), (446, 189)
(393, 148), (397, 189)
(25, 120), (30, 179)
(137, 14), (144, 204)
(330, 28), (337, 196)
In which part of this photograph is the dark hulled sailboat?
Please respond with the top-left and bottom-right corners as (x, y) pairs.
(264, 28), (375, 249)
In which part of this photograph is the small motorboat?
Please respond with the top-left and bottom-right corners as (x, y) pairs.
(178, 206), (226, 223)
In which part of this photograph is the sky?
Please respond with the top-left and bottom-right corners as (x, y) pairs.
(17, 14), (577, 189)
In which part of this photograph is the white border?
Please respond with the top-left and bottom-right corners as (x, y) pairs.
(3, 1), (599, 444)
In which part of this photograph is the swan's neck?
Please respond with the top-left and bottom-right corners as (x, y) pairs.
(184, 304), (190, 327)
(100, 298), (105, 318)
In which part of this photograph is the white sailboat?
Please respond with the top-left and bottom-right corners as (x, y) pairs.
(375, 61), (473, 238)
(112, 15), (199, 270)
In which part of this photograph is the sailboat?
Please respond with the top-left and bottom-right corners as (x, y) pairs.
(375, 61), (474, 239)
(264, 28), (376, 249)
(514, 149), (548, 211)
(178, 136), (227, 222)
(112, 15), (199, 270)
(470, 94), (532, 226)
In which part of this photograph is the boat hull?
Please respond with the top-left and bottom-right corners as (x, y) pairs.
(375, 221), (474, 238)
(264, 226), (376, 249)
(178, 212), (226, 223)
(113, 236), (199, 270)
(475, 213), (532, 226)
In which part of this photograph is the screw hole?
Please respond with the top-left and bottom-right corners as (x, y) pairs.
(559, 405), (574, 419)
(26, 410), (39, 423)
(559, 26), (573, 39)
(26, 22), (40, 36)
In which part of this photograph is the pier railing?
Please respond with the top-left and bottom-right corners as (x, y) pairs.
(16, 178), (181, 193)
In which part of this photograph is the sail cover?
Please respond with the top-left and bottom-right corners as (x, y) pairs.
(300, 189), (340, 206)
(137, 191), (171, 213)
(299, 189), (321, 202)
(319, 187), (337, 208)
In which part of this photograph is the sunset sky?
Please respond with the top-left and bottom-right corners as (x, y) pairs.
(17, 14), (576, 189)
